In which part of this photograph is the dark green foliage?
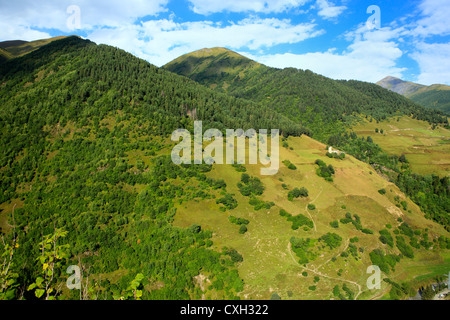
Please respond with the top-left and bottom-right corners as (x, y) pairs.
(379, 229), (394, 247)
(342, 284), (354, 300)
(216, 193), (238, 210)
(330, 221), (339, 229)
(189, 224), (202, 234)
(369, 249), (400, 274)
(438, 236), (450, 249)
(239, 225), (248, 235)
(398, 223), (414, 238)
(409, 89), (450, 114)
(421, 285), (435, 300)
(248, 197), (275, 211)
(223, 248), (244, 264)
(237, 174), (265, 197)
(396, 236), (414, 259)
(290, 237), (316, 264)
(164, 50), (450, 231)
(332, 285), (341, 299)
(395, 173), (449, 231)
(228, 216), (249, 226)
(288, 187), (308, 201)
(378, 188), (387, 195)
(319, 233), (342, 249)
(231, 164), (246, 172)
(282, 160), (297, 170)
(315, 160), (335, 181)
(0, 37), (280, 299)
(307, 204), (316, 211)
(280, 209), (313, 230)
(361, 228), (374, 235)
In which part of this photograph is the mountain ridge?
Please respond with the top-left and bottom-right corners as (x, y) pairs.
(377, 76), (450, 114)
(165, 48), (448, 141)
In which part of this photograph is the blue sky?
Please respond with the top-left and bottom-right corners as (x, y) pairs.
(0, 0), (449, 85)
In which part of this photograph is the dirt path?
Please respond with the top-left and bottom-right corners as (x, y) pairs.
(305, 188), (322, 232)
(288, 242), (363, 300)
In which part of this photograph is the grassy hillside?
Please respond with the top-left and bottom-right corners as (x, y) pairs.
(0, 37), (448, 301)
(352, 116), (450, 176)
(173, 135), (450, 299)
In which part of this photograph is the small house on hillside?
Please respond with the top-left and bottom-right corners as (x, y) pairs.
(328, 146), (344, 155)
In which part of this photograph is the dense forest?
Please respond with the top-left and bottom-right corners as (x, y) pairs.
(1, 36), (308, 299)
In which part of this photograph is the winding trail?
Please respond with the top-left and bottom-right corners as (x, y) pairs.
(287, 242), (363, 300)
(305, 188), (323, 232)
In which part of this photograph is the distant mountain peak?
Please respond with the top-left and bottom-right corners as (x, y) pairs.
(0, 36), (77, 61)
(164, 46), (264, 81)
(377, 76), (450, 114)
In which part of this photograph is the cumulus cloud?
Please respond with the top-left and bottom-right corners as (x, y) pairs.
(244, 26), (405, 82)
(187, 0), (310, 15)
(413, 0), (450, 37)
(88, 17), (324, 66)
(410, 42), (450, 85)
(0, 0), (168, 38)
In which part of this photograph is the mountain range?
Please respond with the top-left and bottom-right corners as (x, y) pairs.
(377, 76), (450, 114)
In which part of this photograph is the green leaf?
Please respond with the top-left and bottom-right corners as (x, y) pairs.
(27, 283), (37, 291)
(36, 277), (44, 287)
(135, 273), (145, 282)
(35, 289), (45, 298)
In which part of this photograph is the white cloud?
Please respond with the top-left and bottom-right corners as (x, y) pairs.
(88, 17), (324, 66)
(410, 42), (450, 85)
(244, 26), (405, 82)
(187, 0), (310, 14)
(0, 0), (168, 39)
(315, 0), (346, 19)
(0, 21), (52, 41)
(413, 0), (450, 37)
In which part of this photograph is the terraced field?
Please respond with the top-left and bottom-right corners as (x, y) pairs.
(352, 116), (450, 176)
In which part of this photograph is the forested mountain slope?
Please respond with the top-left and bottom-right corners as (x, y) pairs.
(165, 48), (448, 141)
(0, 36), (305, 300)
